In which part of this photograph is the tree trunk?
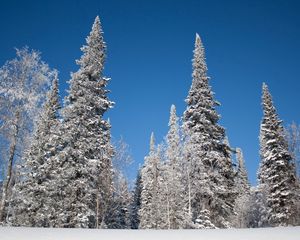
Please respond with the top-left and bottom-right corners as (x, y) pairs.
(0, 111), (20, 222)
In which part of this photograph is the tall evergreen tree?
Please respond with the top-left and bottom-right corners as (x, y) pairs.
(130, 169), (142, 229)
(10, 74), (61, 226)
(233, 147), (251, 228)
(164, 105), (189, 228)
(50, 16), (114, 228)
(235, 148), (250, 195)
(258, 83), (297, 226)
(139, 133), (163, 229)
(182, 33), (236, 228)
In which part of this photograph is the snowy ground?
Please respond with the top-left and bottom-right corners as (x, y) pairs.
(0, 226), (300, 240)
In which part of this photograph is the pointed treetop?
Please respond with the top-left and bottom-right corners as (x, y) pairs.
(261, 82), (280, 126)
(150, 132), (155, 153)
(77, 16), (106, 76)
(43, 71), (60, 121)
(235, 147), (250, 193)
(94, 15), (100, 25)
(51, 71), (59, 95)
(185, 33), (211, 108)
(262, 83), (276, 111)
(169, 104), (178, 127)
(193, 33), (207, 79)
(262, 82), (271, 101)
(91, 15), (102, 38)
(195, 33), (202, 48)
(90, 16), (102, 40)
(170, 104), (176, 113)
(262, 82), (271, 100)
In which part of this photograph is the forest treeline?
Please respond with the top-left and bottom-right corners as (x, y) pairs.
(0, 16), (299, 229)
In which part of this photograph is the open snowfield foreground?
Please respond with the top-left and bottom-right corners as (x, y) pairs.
(0, 227), (300, 240)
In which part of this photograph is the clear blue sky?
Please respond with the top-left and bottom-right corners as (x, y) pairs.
(1, 0), (299, 185)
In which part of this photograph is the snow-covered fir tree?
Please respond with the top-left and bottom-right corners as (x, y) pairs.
(258, 83), (297, 226)
(182, 33), (236, 228)
(158, 156), (174, 229)
(139, 133), (164, 229)
(164, 105), (190, 229)
(233, 147), (251, 228)
(130, 169), (142, 229)
(9, 74), (61, 227)
(49, 16), (114, 228)
(235, 148), (250, 194)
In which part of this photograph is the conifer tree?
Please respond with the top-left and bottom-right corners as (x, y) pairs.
(164, 105), (190, 228)
(10, 74), (61, 226)
(139, 133), (163, 229)
(51, 16), (114, 228)
(235, 148), (250, 195)
(130, 170), (142, 229)
(258, 83), (297, 226)
(233, 148), (251, 228)
(182, 34), (235, 228)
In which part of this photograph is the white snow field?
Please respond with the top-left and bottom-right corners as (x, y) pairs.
(0, 226), (300, 240)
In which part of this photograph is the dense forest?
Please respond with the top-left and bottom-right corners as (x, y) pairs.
(0, 16), (299, 229)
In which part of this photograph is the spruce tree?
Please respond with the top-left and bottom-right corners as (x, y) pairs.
(52, 16), (114, 228)
(258, 83), (297, 226)
(139, 133), (162, 229)
(235, 148), (250, 195)
(129, 169), (142, 229)
(233, 148), (251, 228)
(164, 105), (189, 228)
(182, 34), (236, 228)
(10, 74), (61, 226)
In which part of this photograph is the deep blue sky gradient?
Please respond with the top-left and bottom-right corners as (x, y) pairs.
(1, 0), (300, 185)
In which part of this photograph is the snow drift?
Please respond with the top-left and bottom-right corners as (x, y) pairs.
(1, 226), (300, 240)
